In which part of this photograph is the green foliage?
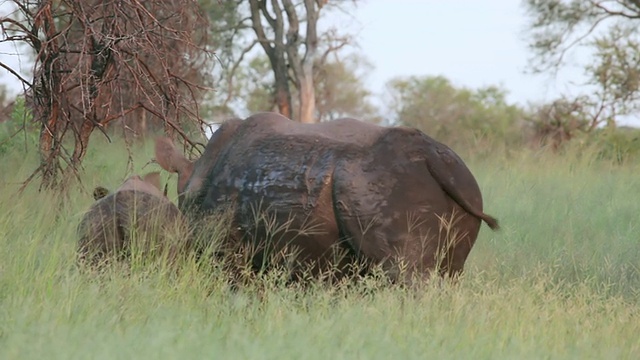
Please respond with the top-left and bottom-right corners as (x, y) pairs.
(0, 95), (37, 155)
(524, 0), (601, 72)
(200, 0), (245, 50)
(524, 0), (640, 129)
(208, 52), (378, 123)
(1, 142), (640, 358)
(580, 126), (640, 164)
(523, 94), (640, 164)
(201, 0), (364, 122)
(587, 24), (640, 115)
(313, 54), (379, 122)
(243, 56), (277, 114)
(524, 96), (591, 149)
(203, 53), (275, 119)
(385, 75), (526, 150)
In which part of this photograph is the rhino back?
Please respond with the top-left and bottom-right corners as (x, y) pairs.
(113, 190), (183, 232)
(239, 113), (386, 145)
(184, 113), (386, 210)
(196, 134), (343, 224)
(186, 130), (362, 271)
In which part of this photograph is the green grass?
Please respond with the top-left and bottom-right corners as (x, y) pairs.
(1, 136), (639, 359)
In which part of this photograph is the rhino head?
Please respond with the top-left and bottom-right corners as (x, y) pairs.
(78, 170), (189, 267)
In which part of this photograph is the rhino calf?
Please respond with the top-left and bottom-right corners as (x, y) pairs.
(77, 172), (190, 266)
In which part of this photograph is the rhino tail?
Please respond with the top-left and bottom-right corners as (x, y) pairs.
(425, 153), (500, 231)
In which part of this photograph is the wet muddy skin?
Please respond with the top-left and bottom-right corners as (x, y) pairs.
(156, 112), (499, 283)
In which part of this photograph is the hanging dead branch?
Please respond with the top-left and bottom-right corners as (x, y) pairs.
(0, 0), (214, 190)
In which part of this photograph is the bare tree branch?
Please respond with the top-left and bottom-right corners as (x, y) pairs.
(222, 39), (259, 107)
(1, 0), (214, 189)
(0, 62), (33, 87)
(592, 0), (640, 18)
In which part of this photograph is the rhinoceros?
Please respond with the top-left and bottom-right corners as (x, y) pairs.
(77, 172), (189, 266)
(154, 112), (499, 283)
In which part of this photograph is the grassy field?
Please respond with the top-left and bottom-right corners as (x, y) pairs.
(0, 135), (639, 359)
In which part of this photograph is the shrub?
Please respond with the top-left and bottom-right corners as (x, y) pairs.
(0, 96), (38, 155)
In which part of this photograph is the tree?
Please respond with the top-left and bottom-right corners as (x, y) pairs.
(0, 1), (214, 189)
(242, 56), (279, 114)
(206, 0), (357, 123)
(523, 0), (640, 129)
(209, 51), (378, 123)
(385, 75), (526, 149)
(312, 53), (378, 122)
(524, 96), (590, 150)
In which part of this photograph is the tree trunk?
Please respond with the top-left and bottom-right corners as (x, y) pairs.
(298, 0), (319, 123)
(37, 1), (62, 189)
(280, 0), (320, 123)
(249, 0), (294, 120)
(275, 85), (292, 119)
(298, 62), (316, 123)
(273, 57), (292, 119)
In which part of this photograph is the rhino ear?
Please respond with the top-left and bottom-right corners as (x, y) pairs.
(154, 136), (195, 195)
(155, 137), (192, 174)
(142, 171), (162, 191)
(93, 186), (110, 200)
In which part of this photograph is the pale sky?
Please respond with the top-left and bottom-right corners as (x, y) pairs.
(345, 0), (586, 108)
(2, 1), (629, 124)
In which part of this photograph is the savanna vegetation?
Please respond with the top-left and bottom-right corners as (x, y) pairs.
(1, 121), (639, 358)
(1, 0), (640, 358)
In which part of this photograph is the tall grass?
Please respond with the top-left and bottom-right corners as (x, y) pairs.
(0, 136), (638, 359)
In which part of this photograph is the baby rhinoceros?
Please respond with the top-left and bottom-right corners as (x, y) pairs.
(77, 172), (190, 266)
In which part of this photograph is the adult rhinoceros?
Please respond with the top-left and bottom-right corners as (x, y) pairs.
(155, 112), (498, 283)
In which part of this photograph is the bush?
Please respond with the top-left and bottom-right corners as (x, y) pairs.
(0, 96), (38, 155)
(385, 76), (527, 153)
(589, 127), (640, 164)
